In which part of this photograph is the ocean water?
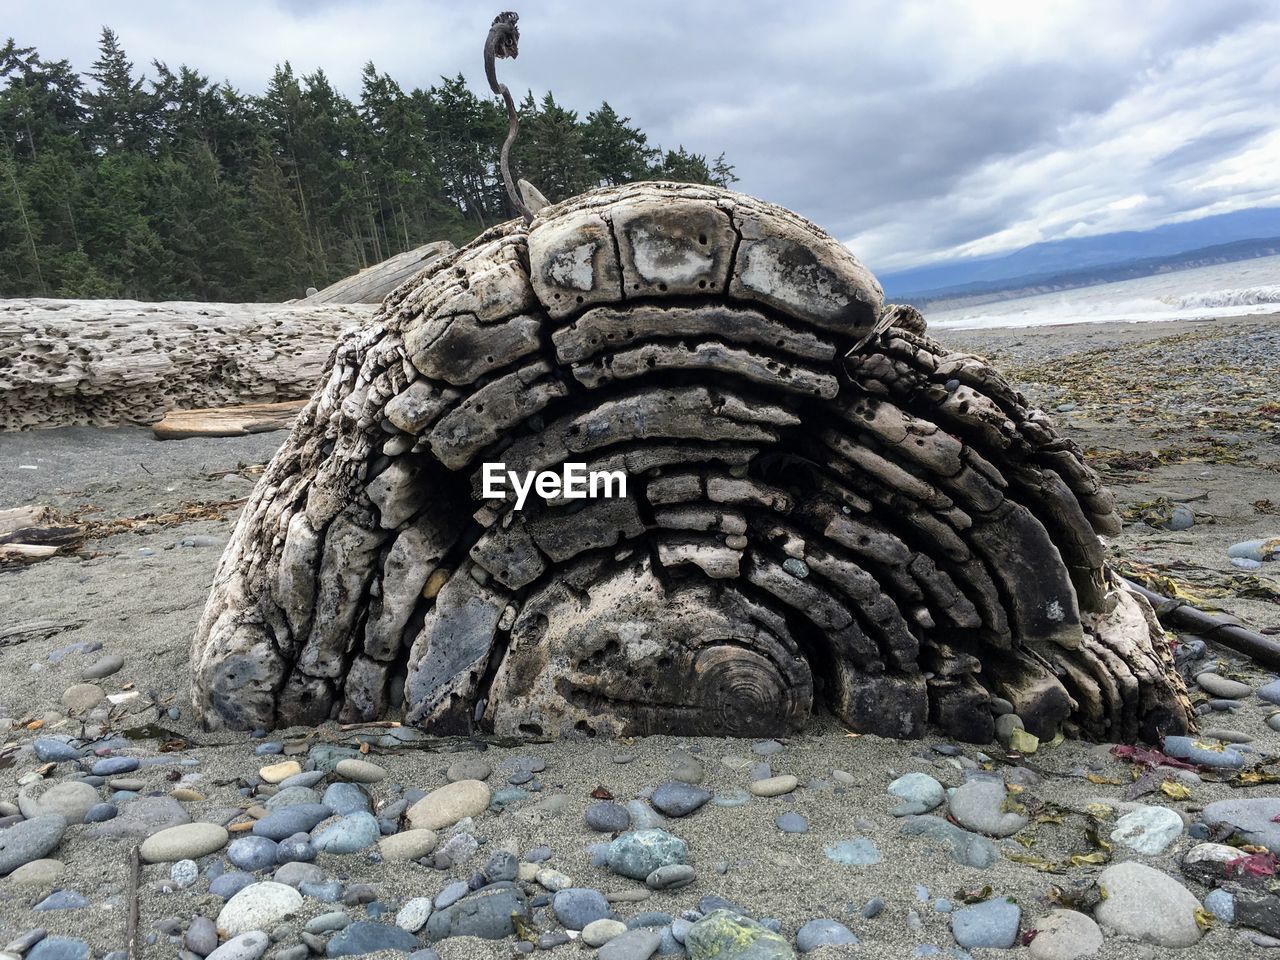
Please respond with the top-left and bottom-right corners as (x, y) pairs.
(924, 255), (1280, 330)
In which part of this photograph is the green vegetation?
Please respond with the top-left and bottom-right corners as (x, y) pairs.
(0, 29), (736, 301)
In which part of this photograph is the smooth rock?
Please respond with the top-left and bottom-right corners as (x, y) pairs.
(685, 910), (793, 960)
(378, 829), (438, 861)
(606, 830), (687, 880)
(646, 864), (696, 890)
(748, 776), (798, 798)
(446, 758), (492, 782)
(1027, 910), (1103, 960)
(649, 782), (711, 817)
(553, 888), (611, 929)
(1095, 862), (1202, 948)
(1196, 672), (1253, 699)
(322, 783), (370, 817)
(140, 823), (228, 863)
(326, 921), (419, 956)
(1162, 736), (1244, 769)
(406, 781), (490, 831)
(206, 931), (269, 960)
(312, 812), (380, 854)
(1110, 806), (1184, 855)
(899, 816), (999, 869)
(887, 773), (945, 815)
(583, 918), (628, 947)
(586, 801), (631, 833)
(947, 779), (1028, 837)
(209, 872), (256, 900)
(951, 898), (1020, 949)
(796, 920), (858, 951)
(1204, 888), (1235, 923)
(397, 897), (433, 933)
(599, 928), (663, 960)
(424, 882), (528, 941)
(60, 684), (104, 714)
(1202, 797), (1280, 852)
(216, 881), (303, 938)
(0, 816), (66, 876)
(334, 758), (385, 783)
(22, 782), (98, 824)
(87, 795), (190, 840)
(775, 812), (809, 834)
(258, 761), (302, 784)
(228, 836), (278, 872)
(7, 858), (64, 885)
(823, 838), (880, 866)
(271, 861), (324, 889)
(27, 939), (90, 960)
(170, 859), (199, 888)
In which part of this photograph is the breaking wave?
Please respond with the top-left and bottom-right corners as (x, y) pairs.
(1163, 285), (1280, 310)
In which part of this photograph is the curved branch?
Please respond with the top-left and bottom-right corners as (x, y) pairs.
(485, 11), (534, 224)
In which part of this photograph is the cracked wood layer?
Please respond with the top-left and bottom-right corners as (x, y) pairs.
(190, 181), (1193, 745)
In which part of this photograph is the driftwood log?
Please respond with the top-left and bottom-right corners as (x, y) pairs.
(303, 241), (456, 305)
(191, 182), (1193, 744)
(151, 400), (308, 440)
(0, 299), (374, 430)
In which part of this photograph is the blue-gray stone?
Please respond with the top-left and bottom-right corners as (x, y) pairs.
(306, 911), (352, 933)
(227, 836), (278, 872)
(713, 788), (750, 807)
(408, 951), (440, 960)
(899, 816), (999, 869)
(553, 888), (611, 929)
(950, 898), (1020, 949)
(253, 804), (332, 840)
(751, 740), (784, 756)
(91, 756), (139, 776)
(435, 880), (470, 910)
(649, 782), (711, 818)
(299, 880), (344, 902)
(586, 801), (631, 833)
(27, 938), (90, 960)
(254, 742), (284, 755)
(775, 812), (809, 834)
(646, 865), (696, 890)
(325, 921), (419, 957)
(607, 830), (688, 880)
(310, 745), (361, 772)
(489, 787), (528, 810)
(862, 898), (886, 918)
(425, 882), (529, 941)
(0, 815), (67, 876)
(629, 912), (675, 929)
(33, 738), (82, 763)
(276, 833), (316, 863)
(208, 871), (256, 899)
(1168, 504), (1195, 531)
(323, 782), (371, 816)
(33, 891), (89, 911)
(1259, 679), (1280, 705)
(599, 928), (662, 960)
(1163, 735), (1244, 769)
(279, 770), (327, 790)
(313, 812), (381, 854)
(1203, 797), (1280, 852)
(524, 845), (551, 863)
(186, 916), (218, 956)
(1205, 889), (1235, 922)
(796, 919), (858, 951)
(824, 838), (881, 866)
(626, 799), (664, 829)
(1229, 539), (1280, 563)
(83, 802), (117, 823)
(887, 772), (946, 816)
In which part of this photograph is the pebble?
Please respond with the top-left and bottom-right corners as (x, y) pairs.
(258, 761), (301, 784)
(1202, 727), (1254, 743)
(327, 921), (419, 956)
(1027, 910), (1103, 960)
(209, 872), (256, 900)
(305, 911), (351, 934)
(951, 898), (1020, 949)
(1204, 888), (1235, 923)
(685, 911), (791, 960)
(646, 864), (696, 890)
(586, 801), (632, 833)
(23, 782), (98, 823)
(947, 779), (1028, 837)
(407, 780), (490, 830)
(169, 859), (199, 888)
(1228, 539), (1280, 562)
(322, 783), (371, 817)
(425, 882), (529, 940)
(8, 859), (65, 885)
(186, 917), (217, 957)
(649, 782), (710, 817)
(204, 931), (270, 960)
(887, 772), (945, 815)
(862, 898), (886, 919)
(32, 738), (82, 763)
(27, 939), (90, 960)
(91, 756), (140, 776)
(88, 796), (190, 840)
(275, 833), (316, 863)
(228, 836), (278, 872)
(713, 788), (750, 807)
(396, 897), (434, 933)
(1202, 797), (1280, 852)
(1260, 679), (1280, 705)
(796, 919), (858, 951)
(312, 812), (381, 854)
(33, 891), (89, 911)
(775, 812), (809, 834)
(553, 888), (612, 929)
(216, 881), (303, 937)
(1196, 672), (1253, 699)
(378, 829), (438, 861)
(748, 775), (798, 798)
(0, 815), (66, 875)
(899, 816), (999, 869)
(334, 758), (385, 783)
(60, 683), (104, 714)
(583, 918), (628, 947)
(606, 830), (688, 880)
(271, 861), (324, 888)
(1094, 862), (1202, 948)
(446, 757), (492, 782)
(598, 928), (662, 960)
(140, 823), (228, 863)
(1110, 806), (1184, 855)
(824, 838), (881, 866)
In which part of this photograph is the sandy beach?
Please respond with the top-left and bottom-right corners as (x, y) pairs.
(1, 311), (1279, 960)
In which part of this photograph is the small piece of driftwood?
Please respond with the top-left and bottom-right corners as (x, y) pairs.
(0, 505), (85, 565)
(151, 400), (307, 440)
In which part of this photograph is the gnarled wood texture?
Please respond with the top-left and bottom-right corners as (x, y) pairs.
(190, 182), (1192, 744)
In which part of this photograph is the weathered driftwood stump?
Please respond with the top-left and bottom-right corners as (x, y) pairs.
(191, 182), (1192, 744)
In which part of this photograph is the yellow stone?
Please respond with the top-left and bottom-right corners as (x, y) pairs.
(258, 760), (301, 784)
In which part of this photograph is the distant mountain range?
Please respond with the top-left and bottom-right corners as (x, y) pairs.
(880, 207), (1280, 305)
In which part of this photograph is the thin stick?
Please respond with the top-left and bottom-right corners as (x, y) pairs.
(485, 12), (533, 224)
(126, 844), (141, 960)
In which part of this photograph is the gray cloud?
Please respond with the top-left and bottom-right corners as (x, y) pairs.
(8, 1), (1280, 272)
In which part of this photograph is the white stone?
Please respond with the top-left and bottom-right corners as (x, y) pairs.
(1110, 806), (1184, 855)
(217, 881), (303, 937)
(1028, 910), (1103, 960)
(582, 918), (628, 947)
(1095, 862), (1202, 948)
(396, 896), (433, 932)
(207, 930), (270, 960)
(335, 758), (386, 783)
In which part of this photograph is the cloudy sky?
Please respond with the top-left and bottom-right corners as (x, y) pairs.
(10, 1), (1280, 272)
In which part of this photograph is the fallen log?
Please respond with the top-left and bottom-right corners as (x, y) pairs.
(304, 241), (455, 304)
(151, 400), (307, 440)
(0, 505), (85, 565)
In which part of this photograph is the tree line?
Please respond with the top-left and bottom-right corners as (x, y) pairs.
(0, 29), (736, 302)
